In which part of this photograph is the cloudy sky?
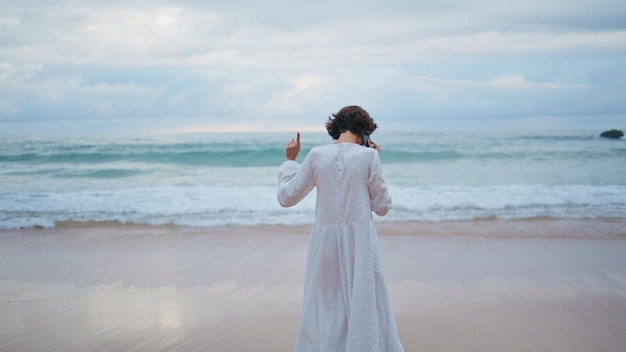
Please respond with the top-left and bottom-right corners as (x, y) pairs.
(1, 0), (625, 133)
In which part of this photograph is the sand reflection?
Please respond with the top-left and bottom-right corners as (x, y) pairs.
(0, 280), (301, 351)
(158, 288), (183, 330)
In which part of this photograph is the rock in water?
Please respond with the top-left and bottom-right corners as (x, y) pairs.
(600, 130), (624, 139)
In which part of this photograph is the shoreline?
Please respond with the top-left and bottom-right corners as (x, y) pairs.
(2, 218), (626, 351)
(2, 217), (625, 239)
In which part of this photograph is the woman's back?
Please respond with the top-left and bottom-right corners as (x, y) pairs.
(308, 143), (384, 225)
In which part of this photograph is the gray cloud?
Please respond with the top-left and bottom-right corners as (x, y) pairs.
(1, 0), (625, 133)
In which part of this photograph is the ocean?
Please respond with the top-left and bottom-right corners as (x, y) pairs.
(1, 130), (624, 229)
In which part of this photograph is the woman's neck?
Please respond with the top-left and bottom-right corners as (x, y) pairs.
(334, 131), (362, 145)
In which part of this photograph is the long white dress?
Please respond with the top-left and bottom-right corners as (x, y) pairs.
(277, 143), (404, 352)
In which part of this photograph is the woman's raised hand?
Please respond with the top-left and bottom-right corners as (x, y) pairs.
(286, 132), (301, 160)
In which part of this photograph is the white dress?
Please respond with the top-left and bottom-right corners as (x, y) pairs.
(278, 143), (404, 352)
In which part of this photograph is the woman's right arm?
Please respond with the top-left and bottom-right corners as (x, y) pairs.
(277, 156), (315, 207)
(277, 133), (315, 207)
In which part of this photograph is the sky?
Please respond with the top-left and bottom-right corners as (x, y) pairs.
(1, 0), (625, 134)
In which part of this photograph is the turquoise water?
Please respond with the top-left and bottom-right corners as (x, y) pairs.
(1, 130), (624, 229)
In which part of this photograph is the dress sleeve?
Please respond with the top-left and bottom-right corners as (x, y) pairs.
(277, 153), (315, 207)
(368, 152), (391, 216)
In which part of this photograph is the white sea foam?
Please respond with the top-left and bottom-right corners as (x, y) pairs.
(1, 131), (625, 229)
(1, 183), (624, 229)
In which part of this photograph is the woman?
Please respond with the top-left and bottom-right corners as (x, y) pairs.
(277, 106), (404, 352)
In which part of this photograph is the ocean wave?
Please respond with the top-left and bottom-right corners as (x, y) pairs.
(2, 146), (622, 170)
(1, 184), (624, 230)
(2, 131), (625, 230)
(2, 131), (624, 170)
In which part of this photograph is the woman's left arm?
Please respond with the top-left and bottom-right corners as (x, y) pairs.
(368, 151), (391, 216)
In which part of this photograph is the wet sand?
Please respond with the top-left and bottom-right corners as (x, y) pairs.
(1, 219), (626, 351)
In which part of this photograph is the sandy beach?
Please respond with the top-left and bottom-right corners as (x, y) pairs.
(1, 219), (626, 351)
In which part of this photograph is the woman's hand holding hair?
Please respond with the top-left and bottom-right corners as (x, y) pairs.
(286, 132), (301, 160)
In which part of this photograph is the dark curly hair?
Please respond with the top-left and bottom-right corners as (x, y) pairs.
(325, 105), (378, 140)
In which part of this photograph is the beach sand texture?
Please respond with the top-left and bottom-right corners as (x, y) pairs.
(1, 219), (626, 352)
